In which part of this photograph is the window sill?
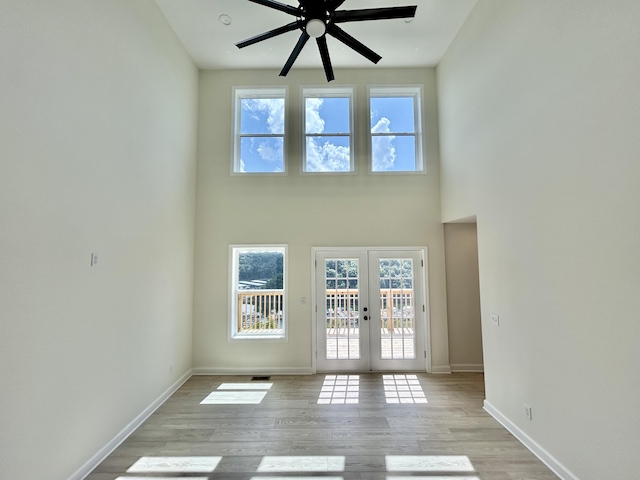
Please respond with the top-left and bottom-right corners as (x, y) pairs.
(230, 333), (287, 342)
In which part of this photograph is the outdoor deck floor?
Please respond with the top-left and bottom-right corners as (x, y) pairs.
(326, 327), (415, 359)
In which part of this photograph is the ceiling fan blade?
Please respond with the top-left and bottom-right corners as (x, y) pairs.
(316, 36), (335, 82)
(333, 6), (417, 23)
(236, 21), (300, 49)
(280, 31), (310, 77)
(326, 0), (347, 11)
(248, 0), (300, 17)
(327, 24), (381, 64)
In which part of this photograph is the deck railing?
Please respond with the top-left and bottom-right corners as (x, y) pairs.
(325, 288), (414, 330)
(237, 288), (415, 332)
(237, 290), (284, 332)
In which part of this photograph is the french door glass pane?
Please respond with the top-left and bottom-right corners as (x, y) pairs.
(325, 259), (359, 360)
(378, 258), (415, 359)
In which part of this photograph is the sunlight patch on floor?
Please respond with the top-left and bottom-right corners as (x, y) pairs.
(385, 455), (475, 472)
(126, 456), (221, 473)
(257, 456), (346, 472)
(250, 477), (342, 480)
(251, 478), (343, 480)
(200, 391), (267, 404)
(117, 477), (208, 480)
(383, 374), (427, 404)
(318, 375), (360, 404)
(387, 477), (479, 480)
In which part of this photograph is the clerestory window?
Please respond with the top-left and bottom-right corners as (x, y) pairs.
(369, 86), (424, 173)
(302, 87), (354, 173)
(233, 87), (287, 174)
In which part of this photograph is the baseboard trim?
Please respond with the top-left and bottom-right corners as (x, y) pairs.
(70, 369), (192, 480)
(192, 367), (314, 376)
(450, 363), (484, 372)
(483, 400), (580, 480)
(430, 365), (452, 374)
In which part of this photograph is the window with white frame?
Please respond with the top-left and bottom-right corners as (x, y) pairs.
(369, 86), (424, 173)
(233, 88), (286, 174)
(303, 87), (354, 173)
(230, 245), (287, 339)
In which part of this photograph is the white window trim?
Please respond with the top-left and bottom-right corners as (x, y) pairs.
(301, 85), (356, 175)
(367, 85), (425, 175)
(232, 87), (288, 176)
(228, 244), (289, 342)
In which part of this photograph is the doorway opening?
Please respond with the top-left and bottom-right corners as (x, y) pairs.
(443, 221), (483, 373)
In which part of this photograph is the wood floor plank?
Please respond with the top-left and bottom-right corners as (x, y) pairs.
(160, 440), (293, 456)
(252, 407), (360, 417)
(274, 416), (389, 429)
(160, 417), (276, 429)
(210, 428), (333, 441)
(88, 373), (559, 480)
(291, 440), (423, 456)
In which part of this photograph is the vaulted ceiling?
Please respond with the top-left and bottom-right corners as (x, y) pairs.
(155, 0), (477, 71)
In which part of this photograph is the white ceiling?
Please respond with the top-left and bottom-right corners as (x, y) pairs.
(154, 0), (477, 71)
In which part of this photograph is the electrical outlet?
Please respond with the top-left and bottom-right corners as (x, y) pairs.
(90, 252), (99, 267)
(524, 404), (533, 420)
(300, 297), (307, 306)
(490, 313), (500, 326)
(169, 364), (174, 375)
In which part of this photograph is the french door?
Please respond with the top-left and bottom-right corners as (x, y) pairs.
(315, 248), (427, 372)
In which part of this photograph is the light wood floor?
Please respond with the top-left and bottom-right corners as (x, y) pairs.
(87, 373), (559, 480)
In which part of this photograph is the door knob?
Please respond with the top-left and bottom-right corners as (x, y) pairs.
(363, 316), (369, 321)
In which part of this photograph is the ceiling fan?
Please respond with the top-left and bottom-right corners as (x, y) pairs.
(235, 0), (418, 82)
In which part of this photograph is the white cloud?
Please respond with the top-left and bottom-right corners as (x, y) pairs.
(306, 98), (325, 134)
(371, 117), (396, 171)
(243, 98), (284, 134)
(372, 116), (390, 134)
(306, 138), (350, 172)
(257, 140), (281, 163)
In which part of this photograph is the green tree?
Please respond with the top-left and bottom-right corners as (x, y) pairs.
(265, 273), (283, 289)
(238, 251), (283, 288)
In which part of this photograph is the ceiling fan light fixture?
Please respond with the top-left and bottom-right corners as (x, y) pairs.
(306, 19), (326, 38)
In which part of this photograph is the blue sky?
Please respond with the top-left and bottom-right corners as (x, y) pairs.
(370, 96), (416, 171)
(239, 95), (417, 172)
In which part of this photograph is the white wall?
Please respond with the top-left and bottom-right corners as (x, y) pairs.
(193, 68), (450, 373)
(443, 223), (482, 370)
(0, 1), (198, 478)
(438, 1), (640, 478)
